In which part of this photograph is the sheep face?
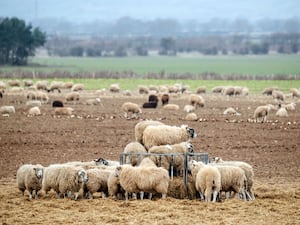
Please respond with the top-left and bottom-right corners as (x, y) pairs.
(34, 168), (44, 179)
(186, 127), (197, 138)
(95, 157), (109, 166)
(186, 143), (194, 153)
(188, 160), (198, 171)
(114, 166), (122, 177)
(78, 169), (88, 183)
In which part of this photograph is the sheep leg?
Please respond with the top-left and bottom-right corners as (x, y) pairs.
(125, 191), (129, 201)
(140, 192), (144, 200)
(101, 192), (106, 198)
(199, 192), (205, 201)
(212, 190), (218, 202)
(225, 191), (231, 199)
(132, 193), (137, 200)
(74, 192), (79, 201)
(162, 193), (167, 199)
(148, 193), (153, 200)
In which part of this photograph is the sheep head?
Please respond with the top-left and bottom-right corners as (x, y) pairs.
(114, 166), (122, 177)
(186, 143), (194, 153)
(95, 157), (109, 166)
(34, 167), (44, 179)
(78, 169), (88, 183)
(186, 127), (197, 139)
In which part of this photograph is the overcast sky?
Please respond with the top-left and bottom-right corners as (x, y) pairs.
(1, 0), (299, 23)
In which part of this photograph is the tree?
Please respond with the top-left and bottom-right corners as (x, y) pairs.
(159, 38), (176, 56)
(0, 17), (46, 65)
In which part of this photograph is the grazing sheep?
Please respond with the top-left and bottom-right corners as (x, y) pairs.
(184, 105), (195, 113)
(212, 157), (255, 200)
(28, 106), (41, 116)
(54, 107), (74, 116)
(109, 84), (120, 93)
(163, 104), (180, 110)
(161, 93), (169, 105)
(24, 80), (34, 87)
(262, 87), (278, 96)
(61, 82), (74, 89)
(189, 160), (221, 202)
(26, 90), (37, 100)
(138, 85), (149, 94)
(276, 107), (288, 117)
(211, 86), (224, 94)
(123, 142), (147, 166)
(211, 164), (247, 200)
(222, 86), (235, 96)
(185, 113), (198, 121)
(189, 94), (205, 108)
(65, 92), (80, 102)
(253, 105), (272, 123)
(16, 164), (44, 199)
(272, 90), (285, 102)
(114, 164), (170, 201)
(48, 81), (62, 93)
(9, 87), (23, 93)
(149, 142), (193, 176)
(134, 120), (165, 144)
(42, 165), (88, 200)
(223, 107), (240, 116)
(0, 105), (15, 114)
(143, 124), (197, 150)
(71, 83), (84, 92)
(290, 88), (300, 98)
(26, 100), (42, 108)
(36, 91), (49, 103)
(8, 79), (21, 87)
(83, 168), (112, 199)
(52, 100), (64, 108)
(233, 86), (243, 95)
(121, 102), (142, 119)
(35, 81), (48, 91)
(196, 87), (206, 94)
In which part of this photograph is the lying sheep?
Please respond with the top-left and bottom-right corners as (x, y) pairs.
(121, 102), (142, 119)
(83, 168), (112, 199)
(42, 165), (88, 200)
(71, 83), (84, 92)
(52, 100), (64, 108)
(134, 120), (165, 144)
(213, 157), (254, 200)
(123, 141), (147, 166)
(61, 82), (74, 89)
(26, 100), (42, 108)
(211, 164), (247, 200)
(24, 80), (34, 87)
(189, 94), (205, 108)
(163, 104), (180, 110)
(222, 86), (235, 96)
(16, 164), (44, 199)
(184, 105), (195, 113)
(0, 105), (15, 114)
(149, 142), (194, 176)
(223, 107), (240, 116)
(35, 81), (48, 91)
(189, 160), (221, 202)
(185, 113), (198, 121)
(114, 164), (170, 201)
(96, 158), (120, 167)
(86, 98), (102, 106)
(28, 106), (41, 116)
(109, 84), (120, 93)
(143, 124), (197, 150)
(54, 107), (74, 116)
(276, 107), (288, 117)
(8, 79), (21, 87)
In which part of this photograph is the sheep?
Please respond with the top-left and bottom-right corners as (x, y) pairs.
(212, 157), (255, 200)
(148, 94), (158, 103)
(211, 164), (247, 200)
(86, 98), (102, 106)
(26, 100), (42, 108)
(107, 171), (125, 199)
(8, 79), (21, 87)
(142, 102), (158, 108)
(163, 104), (180, 110)
(123, 90), (132, 96)
(138, 85), (149, 94)
(142, 124), (197, 150)
(0, 81), (7, 90)
(0, 105), (15, 114)
(149, 85), (159, 93)
(71, 83), (84, 92)
(61, 82), (74, 89)
(276, 107), (288, 117)
(109, 84), (120, 93)
(54, 107), (74, 116)
(123, 141), (147, 166)
(36, 91), (49, 103)
(35, 81), (48, 91)
(149, 142), (194, 177)
(28, 106), (41, 116)
(272, 90), (285, 102)
(185, 113), (198, 121)
(65, 92), (80, 103)
(42, 165), (88, 200)
(222, 86), (235, 96)
(138, 157), (157, 167)
(211, 86), (224, 94)
(189, 94), (205, 108)
(114, 164), (170, 201)
(9, 87), (23, 93)
(83, 168), (112, 199)
(121, 102), (142, 119)
(48, 81), (62, 93)
(189, 160), (221, 202)
(184, 105), (195, 113)
(282, 102), (296, 111)
(26, 90), (37, 100)
(24, 80), (34, 87)
(161, 93), (169, 105)
(134, 120), (165, 144)
(96, 158), (120, 167)
(253, 105), (272, 123)
(52, 100), (64, 108)
(262, 87), (278, 96)
(290, 88), (300, 98)
(196, 87), (206, 94)
(16, 164), (44, 199)
(223, 107), (240, 116)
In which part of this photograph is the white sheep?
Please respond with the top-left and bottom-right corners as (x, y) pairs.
(213, 157), (255, 200)
(123, 141), (147, 166)
(184, 104), (195, 113)
(25, 100), (42, 108)
(121, 102), (142, 119)
(109, 83), (120, 93)
(223, 107), (240, 116)
(65, 92), (80, 103)
(0, 105), (15, 114)
(142, 124), (197, 150)
(211, 164), (247, 200)
(290, 88), (300, 98)
(107, 171), (125, 199)
(282, 102), (296, 111)
(35, 81), (48, 91)
(272, 90), (284, 102)
(36, 91), (49, 103)
(163, 104), (180, 110)
(189, 160), (221, 202)
(28, 106), (41, 116)
(134, 120), (165, 144)
(71, 83), (84, 92)
(253, 105), (272, 123)
(189, 94), (205, 108)
(185, 113), (198, 121)
(61, 82), (74, 89)
(96, 158), (120, 167)
(16, 164), (44, 199)
(276, 107), (288, 117)
(86, 98), (102, 106)
(42, 165), (88, 200)
(83, 168), (112, 199)
(114, 164), (170, 201)
(54, 107), (74, 116)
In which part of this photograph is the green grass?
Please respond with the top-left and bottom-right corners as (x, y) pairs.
(0, 55), (300, 76)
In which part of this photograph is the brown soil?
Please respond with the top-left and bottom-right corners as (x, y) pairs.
(0, 91), (299, 225)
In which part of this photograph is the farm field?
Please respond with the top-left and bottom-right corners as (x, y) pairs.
(0, 55), (300, 76)
(0, 87), (299, 225)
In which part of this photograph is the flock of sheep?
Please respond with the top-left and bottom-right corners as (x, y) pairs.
(1, 79), (299, 203)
